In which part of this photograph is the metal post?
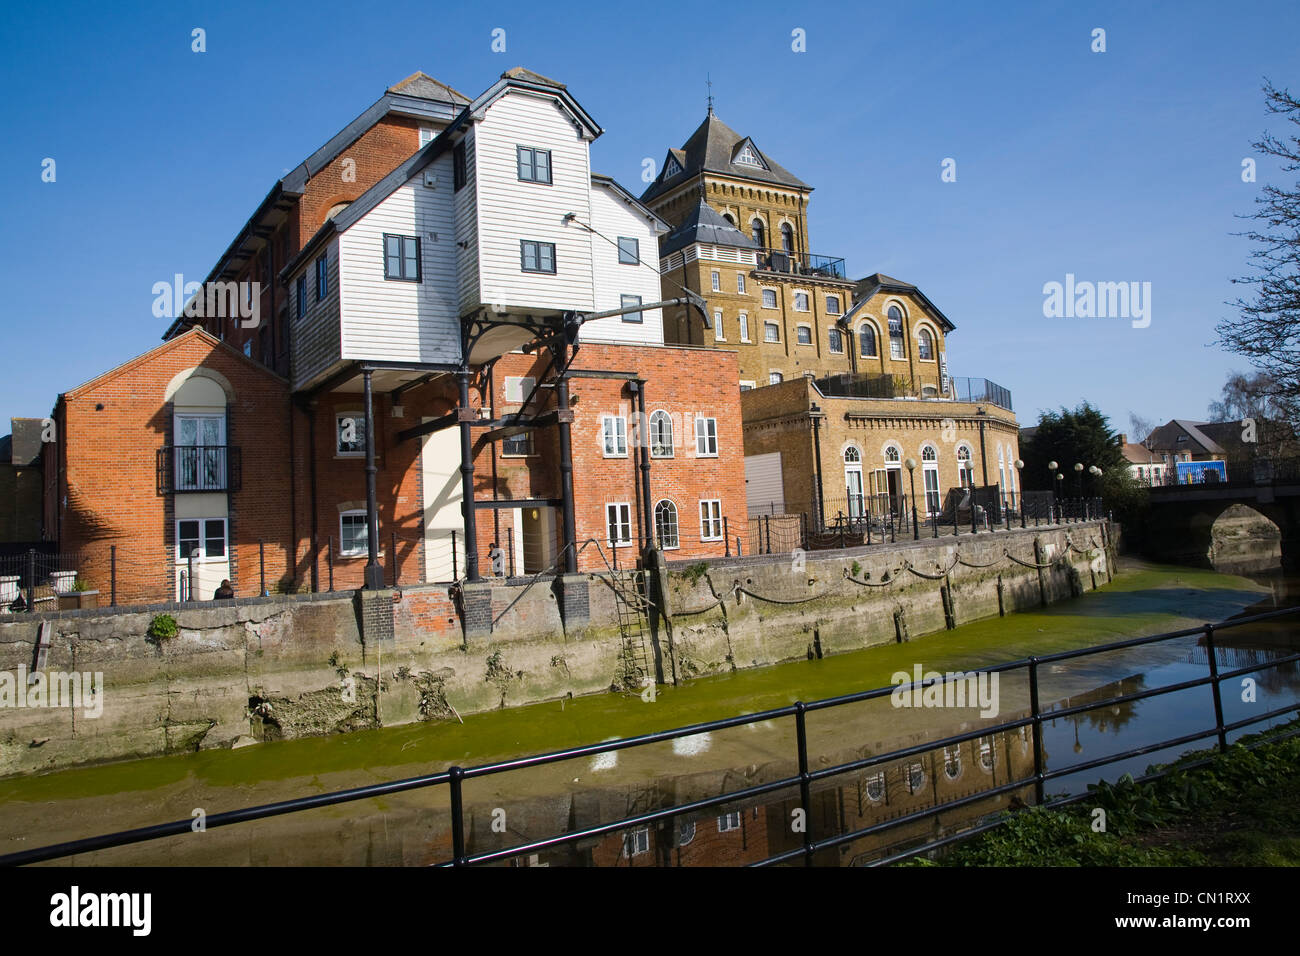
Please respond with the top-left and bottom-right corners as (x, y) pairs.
(187, 548), (198, 603)
(723, 516), (730, 557)
(908, 472), (919, 541)
(794, 702), (813, 867)
(110, 545), (117, 607)
(449, 766), (467, 866)
(971, 491), (977, 535)
(1028, 657), (1045, 806)
(554, 321), (578, 575)
(507, 536), (515, 578)
(764, 515), (772, 554)
(26, 548), (35, 613)
(1205, 624), (1228, 752)
(1021, 492), (1026, 529)
(457, 367), (482, 582)
(1005, 495), (1011, 531)
(451, 530), (458, 581)
(362, 370), (385, 590)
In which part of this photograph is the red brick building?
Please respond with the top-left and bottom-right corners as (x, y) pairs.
(43, 69), (747, 610)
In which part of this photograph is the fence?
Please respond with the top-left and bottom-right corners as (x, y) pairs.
(4, 605), (1295, 867)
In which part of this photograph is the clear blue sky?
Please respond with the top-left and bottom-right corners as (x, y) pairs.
(2, 0), (1297, 438)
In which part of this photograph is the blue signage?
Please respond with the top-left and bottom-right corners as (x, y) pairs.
(1175, 460), (1227, 484)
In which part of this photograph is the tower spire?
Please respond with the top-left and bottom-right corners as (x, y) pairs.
(706, 73), (714, 115)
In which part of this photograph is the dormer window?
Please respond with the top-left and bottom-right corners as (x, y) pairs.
(664, 156), (682, 178)
(733, 141), (765, 168)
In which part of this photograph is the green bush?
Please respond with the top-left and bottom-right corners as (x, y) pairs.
(147, 613), (179, 642)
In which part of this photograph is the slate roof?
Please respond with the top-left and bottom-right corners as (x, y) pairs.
(659, 199), (758, 257)
(640, 112), (811, 204)
(1145, 419), (1225, 456)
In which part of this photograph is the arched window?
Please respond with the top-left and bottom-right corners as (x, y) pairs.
(780, 222), (794, 253)
(922, 445), (937, 461)
(944, 746), (962, 780)
(859, 325), (877, 357)
(957, 445), (973, 488)
(888, 305), (905, 359)
(844, 446), (861, 463)
(649, 410), (673, 458)
(918, 328), (934, 360)
(722, 213), (735, 226)
(654, 499), (679, 549)
(885, 446), (901, 463)
(751, 218), (766, 249)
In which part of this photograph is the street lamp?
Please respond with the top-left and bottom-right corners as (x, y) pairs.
(1014, 459), (1025, 527)
(1048, 461), (1059, 520)
(1074, 462), (1084, 499)
(905, 457), (919, 540)
(1055, 472), (1065, 522)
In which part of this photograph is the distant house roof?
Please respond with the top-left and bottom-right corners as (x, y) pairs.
(1196, 418), (1298, 456)
(640, 112), (810, 205)
(1145, 419), (1225, 456)
(1121, 440), (1160, 465)
(1019, 426), (1039, 443)
(659, 199), (758, 257)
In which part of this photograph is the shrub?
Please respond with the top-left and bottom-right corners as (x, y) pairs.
(147, 613), (179, 642)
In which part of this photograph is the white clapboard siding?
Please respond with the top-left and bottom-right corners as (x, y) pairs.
(455, 128), (480, 314)
(472, 90), (594, 312)
(291, 238), (342, 390)
(581, 181), (663, 345)
(338, 156), (462, 366)
(744, 452), (785, 516)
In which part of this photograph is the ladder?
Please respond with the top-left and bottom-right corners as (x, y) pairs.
(610, 569), (651, 687)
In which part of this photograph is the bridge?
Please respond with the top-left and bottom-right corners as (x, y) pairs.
(1144, 458), (1300, 572)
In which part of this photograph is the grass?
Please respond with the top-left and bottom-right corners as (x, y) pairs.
(911, 718), (1300, 866)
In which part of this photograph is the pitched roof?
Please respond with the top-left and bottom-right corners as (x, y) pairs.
(1145, 419), (1224, 456)
(1121, 440), (1159, 464)
(640, 112), (810, 204)
(387, 71), (470, 103)
(850, 273), (956, 333)
(500, 66), (566, 89)
(659, 199), (758, 257)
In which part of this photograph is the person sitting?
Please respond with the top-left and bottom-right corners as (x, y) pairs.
(213, 580), (235, 600)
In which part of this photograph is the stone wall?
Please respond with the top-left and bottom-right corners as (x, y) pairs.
(0, 522), (1111, 777)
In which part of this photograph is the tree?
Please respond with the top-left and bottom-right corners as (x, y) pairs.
(1020, 402), (1128, 493)
(1207, 370), (1299, 456)
(1127, 412), (1156, 444)
(1215, 81), (1300, 422)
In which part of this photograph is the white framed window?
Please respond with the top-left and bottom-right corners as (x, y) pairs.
(717, 810), (741, 832)
(979, 736), (995, 771)
(174, 413), (226, 491)
(694, 416), (718, 456)
(918, 327), (935, 360)
(796, 325), (812, 345)
(654, 499), (679, 549)
(793, 292), (809, 312)
(769, 371), (783, 385)
(339, 511), (369, 557)
(761, 289), (777, 309)
(826, 295), (841, 315)
(888, 305), (906, 359)
(418, 126), (435, 148)
(739, 381), (756, 391)
(176, 518), (226, 561)
(602, 415), (628, 457)
(699, 500), (723, 540)
(944, 746), (962, 779)
(649, 410), (674, 458)
(714, 310), (724, 341)
(677, 820), (696, 846)
(764, 321), (780, 343)
(606, 502), (632, 547)
(738, 312), (750, 342)
(907, 762), (926, 793)
(336, 412), (366, 457)
(736, 273), (746, 294)
(503, 376), (534, 403)
(622, 826), (650, 857)
(863, 771), (886, 804)
(711, 270), (720, 292)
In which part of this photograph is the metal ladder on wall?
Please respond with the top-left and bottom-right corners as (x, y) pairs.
(610, 569), (651, 685)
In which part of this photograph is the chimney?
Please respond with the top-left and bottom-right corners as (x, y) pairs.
(1118, 433), (1127, 447)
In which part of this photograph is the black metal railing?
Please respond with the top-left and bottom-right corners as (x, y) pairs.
(754, 248), (847, 280)
(1142, 454), (1300, 490)
(4, 604), (1296, 868)
(948, 377), (1013, 412)
(0, 549), (87, 613)
(815, 372), (913, 400)
(156, 445), (241, 494)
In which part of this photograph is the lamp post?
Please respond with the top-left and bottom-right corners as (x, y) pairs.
(1055, 472), (1065, 522)
(1015, 459), (1025, 527)
(1074, 461), (1084, 499)
(905, 457), (919, 540)
(1048, 460), (1059, 521)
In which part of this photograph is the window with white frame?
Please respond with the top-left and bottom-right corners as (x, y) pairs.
(717, 810), (741, 832)
(617, 236), (639, 264)
(336, 413), (366, 456)
(793, 292), (809, 311)
(761, 288), (777, 309)
(177, 518), (226, 561)
(738, 312), (750, 342)
(654, 499), (679, 549)
(737, 273), (746, 294)
(711, 270), (720, 292)
(699, 500), (723, 540)
(764, 321), (779, 342)
(864, 771), (886, 804)
(796, 325), (812, 345)
(979, 736), (995, 771)
(714, 310), (724, 341)
(622, 826), (650, 857)
(601, 415), (627, 457)
(888, 305), (906, 359)
(605, 503), (632, 547)
(503, 376), (534, 403)
(918, 327), (934, 360)
(339, 511), (369, 557)
(418, 126), (435, 148)
(694, 416), (718, 456)
(739, 381), (755, 391)
(649, 410), (674, 458)
(769, 371), (783, 385)
(826, 295), (841, 315)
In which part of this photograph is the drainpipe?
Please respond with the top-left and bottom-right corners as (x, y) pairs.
(632, 379), (653, 551)
(555, 323), (578, 574)
(307, 398), (319, 592)
(811, 401), (825, 529)
(363, 370), (384, 590)
(458, 365), (481, 582)
(977, 407), (990, 487)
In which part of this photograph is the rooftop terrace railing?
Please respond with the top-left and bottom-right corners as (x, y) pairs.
(755, 249), (848, 280)
(949, 377), (1014, 412)
(4, 600), (1296, 868)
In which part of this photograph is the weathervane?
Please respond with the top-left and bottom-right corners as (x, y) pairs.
(707, 73), (714, 115)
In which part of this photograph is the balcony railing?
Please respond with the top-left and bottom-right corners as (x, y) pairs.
(815, 372), (913, 399)
(755, 248), (847, 280)
(949, 377), (1013, 412)
(157, 446), (241, 494)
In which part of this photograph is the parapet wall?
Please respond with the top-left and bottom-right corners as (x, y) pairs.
(0, 522), (1112, 777)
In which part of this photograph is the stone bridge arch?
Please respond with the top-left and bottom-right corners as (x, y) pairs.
(1145, 495), (1300, 573)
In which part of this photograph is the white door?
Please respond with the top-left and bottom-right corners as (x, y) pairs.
(421, 424), (466, 581)
(744, 452), (785, 516)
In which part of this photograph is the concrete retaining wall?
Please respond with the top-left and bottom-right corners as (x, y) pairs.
(0, 522), (1111, 777)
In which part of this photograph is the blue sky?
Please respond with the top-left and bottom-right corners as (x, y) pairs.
(1, 0), (1297, 438)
